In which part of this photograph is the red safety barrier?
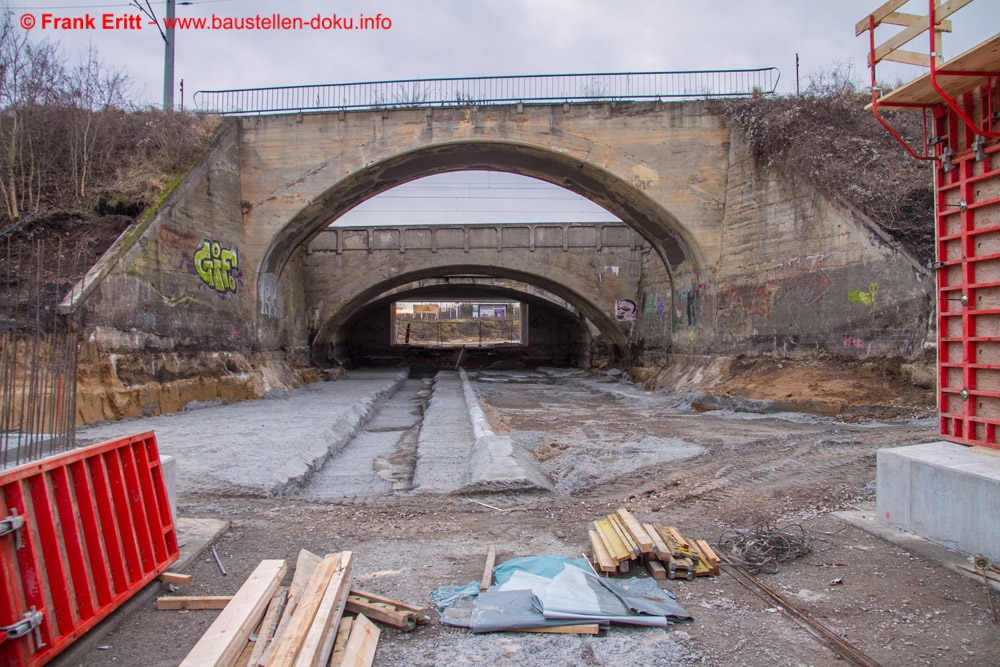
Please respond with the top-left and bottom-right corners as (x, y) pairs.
(0, 432), (178, 666)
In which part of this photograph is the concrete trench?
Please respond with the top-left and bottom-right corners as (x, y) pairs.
(298, 369), (554, 499)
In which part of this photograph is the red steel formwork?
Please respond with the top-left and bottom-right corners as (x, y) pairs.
(860, 0), (1000, 450)
(935, 89), (1000, 447)
(0, 432), (178, 666)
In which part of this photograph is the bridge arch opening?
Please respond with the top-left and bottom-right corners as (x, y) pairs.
(259, 138), (706, 285)
(334, 283), (596, 370)
(309, 265), (629, 368)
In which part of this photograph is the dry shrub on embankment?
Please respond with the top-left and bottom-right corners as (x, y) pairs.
(724, 76), (935, 264)
(0, 15), (221, 328)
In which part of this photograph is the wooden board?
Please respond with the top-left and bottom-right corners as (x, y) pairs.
(295, 551), (353, 667)
(347, 588), (427, 616)
(643, 523), (674, 563)
(158, 572), (193, 584)
(608, 513), (640, 557)
(246, 586), (288, 667)
(481, 545), (496, 591)
(289, 549), (323, 611)
(878, 32), (1000, 107)
(645, 559), (667, 581)
(593, 519), (629, 562)
(157, 596), (232, 610)
(521, 624), (600, 635)
(267, 553), (342, 667)
(328, 617), (354, 667)
(339, 613), (380, 667)
(346, 594), (417, 631)
(178, 559), (287, 667)
(616, 509), (653, 554)
(259, 553), (318, 667)
(696, 540), (721, 576)
(588, 529), (618, 573)
(652, 524), (681, 558)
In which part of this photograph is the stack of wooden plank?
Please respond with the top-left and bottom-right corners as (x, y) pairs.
(589, 509), (721, 581)
(167, 549), (427, 667)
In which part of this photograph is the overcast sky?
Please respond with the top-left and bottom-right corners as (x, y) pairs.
(11, 0), (1000, 224)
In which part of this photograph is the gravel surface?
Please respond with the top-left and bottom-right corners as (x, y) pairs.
(61, 368), (1000, 667)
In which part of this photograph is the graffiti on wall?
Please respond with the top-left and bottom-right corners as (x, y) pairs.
(843, 333), (866, 350)
(645, 294), (666, 319)
(158, 225), (196, 251)
(259, 272), (282, 319)
(681, 283), (707, 326)
(848, 283), (878, 307)
(718, 280), (782, 318)
(615, 298), (637, 322)
(193, 240), (240, 293)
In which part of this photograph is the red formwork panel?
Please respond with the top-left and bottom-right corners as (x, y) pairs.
(936, 82), (1000, 449)
(0, 432), (178, 666)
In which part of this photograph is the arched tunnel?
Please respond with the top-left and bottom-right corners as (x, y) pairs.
(313, 279), (625, 371)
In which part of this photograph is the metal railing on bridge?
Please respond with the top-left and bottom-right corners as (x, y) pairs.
(194, 68), (780, 116)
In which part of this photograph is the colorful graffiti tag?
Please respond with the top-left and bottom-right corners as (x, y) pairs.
(615, 298), (637, 322)
(259, 273), (282, 319)
(848, 283), (878, 307)
(718, 281), (782, 318)
(843, 333), (866, 350)
(193, 240), (239, 293)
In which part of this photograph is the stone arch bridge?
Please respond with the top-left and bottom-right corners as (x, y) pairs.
(62, 99), (931, 373)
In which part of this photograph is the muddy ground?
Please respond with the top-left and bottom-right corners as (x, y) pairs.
(67, 371), (998, 667)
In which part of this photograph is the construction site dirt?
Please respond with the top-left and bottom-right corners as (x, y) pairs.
(68, 370), (999, 667)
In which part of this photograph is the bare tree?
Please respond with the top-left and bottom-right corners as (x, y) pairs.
(66, 45), (131, 200)
(0, 9), (63, 219)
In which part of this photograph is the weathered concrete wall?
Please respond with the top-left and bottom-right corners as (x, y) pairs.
(63, 100), (935, 417)
(302, 223), (643, 358)
(633, 128), (933, 360)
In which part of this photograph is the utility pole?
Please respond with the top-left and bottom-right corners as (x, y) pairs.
(132, 1), (177, 110)
(163, 0), (175, 110)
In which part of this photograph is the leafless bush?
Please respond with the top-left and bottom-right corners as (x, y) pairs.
(0, 8), (219, 226)
(724, 70), (935, 263)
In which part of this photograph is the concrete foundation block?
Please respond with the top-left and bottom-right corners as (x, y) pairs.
(160, 454), (177, 523)
(877, 441), (1000, 561)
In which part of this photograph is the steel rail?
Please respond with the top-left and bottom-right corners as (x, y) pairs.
(720, 557), (884, 667)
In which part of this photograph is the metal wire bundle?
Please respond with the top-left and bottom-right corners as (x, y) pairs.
(718, 522), (812, 574)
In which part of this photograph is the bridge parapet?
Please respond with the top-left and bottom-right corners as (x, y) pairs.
(307, 223), (644, 255)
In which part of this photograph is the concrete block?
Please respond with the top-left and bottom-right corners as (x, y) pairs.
(877, 441), (1000, 561)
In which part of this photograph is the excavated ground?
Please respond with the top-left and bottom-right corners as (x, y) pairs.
(62, 368), (1000, 667)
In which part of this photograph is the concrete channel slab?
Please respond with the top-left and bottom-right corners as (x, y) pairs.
(412, 371), (475, 493)
(75, 369), (408, 497)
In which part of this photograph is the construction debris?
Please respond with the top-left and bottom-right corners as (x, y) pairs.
(718, 522), (812, 574)
(589, 509), (721, 580)
(165, 549), (430, 667)
(345, 589), (430, 631)
(435, 555), (692, 632)
(178, 559), (286, 667)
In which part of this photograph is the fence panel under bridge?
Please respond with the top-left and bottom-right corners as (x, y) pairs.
(194, 68), (780, 115)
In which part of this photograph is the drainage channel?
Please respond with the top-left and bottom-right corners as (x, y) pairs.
(294, 376), (432, 500)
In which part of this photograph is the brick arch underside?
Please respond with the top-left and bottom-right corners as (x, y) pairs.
(310, 265), (630, 365)
(333, 283), (595, 369)
(259, 140), (705, 283)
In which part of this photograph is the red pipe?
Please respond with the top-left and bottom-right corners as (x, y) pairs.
(928, 0), (1000, 139)
(868, 14), (936, 161)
